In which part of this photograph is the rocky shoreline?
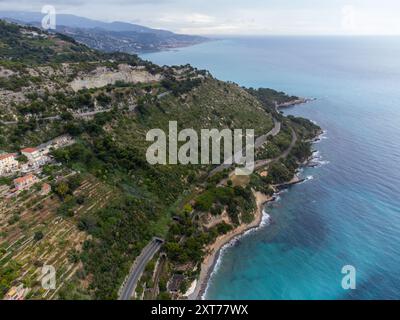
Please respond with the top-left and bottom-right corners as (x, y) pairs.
(277, 97), (316, 108)
(189, 128), (324, 300)
(189, 191), (273, 300)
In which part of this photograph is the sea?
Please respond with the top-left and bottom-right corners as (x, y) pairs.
(142, 36), (400, 299)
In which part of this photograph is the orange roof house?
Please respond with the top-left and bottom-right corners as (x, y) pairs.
(41, 183), (51, 195)
(14, 174), (37, 190)
(21, 147), (38, 153)
(0, 153), (16, 161)
(21, 147), (41, 162)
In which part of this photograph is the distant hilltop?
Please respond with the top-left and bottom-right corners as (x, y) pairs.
(0, 11), (208, 54)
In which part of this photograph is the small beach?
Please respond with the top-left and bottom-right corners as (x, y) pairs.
(189, 191), (273, 300)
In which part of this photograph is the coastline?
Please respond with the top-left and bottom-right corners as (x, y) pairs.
(189, 191), (274, 300)
(189, 128), (324, 300)
(276, 97), (315, 108)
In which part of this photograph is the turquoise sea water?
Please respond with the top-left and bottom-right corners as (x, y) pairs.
(142, 37), (400, 299)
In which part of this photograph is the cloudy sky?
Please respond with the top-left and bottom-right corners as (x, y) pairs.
(1, 0), (400, 35)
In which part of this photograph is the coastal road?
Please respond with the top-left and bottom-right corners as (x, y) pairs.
(0, 91), (173, 126)
(74, 109), (113, 118)
(209, 118), (281, 177)
(0, 109), (114, 126)
(190, 126), (298, 300)
(119, 237), (164, 300)
(254, 127), (297, 170)
(254, 118), (281, 148)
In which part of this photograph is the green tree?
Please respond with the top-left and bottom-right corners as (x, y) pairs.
(55, 182), (70, 199)
(34, 231), (44, 241)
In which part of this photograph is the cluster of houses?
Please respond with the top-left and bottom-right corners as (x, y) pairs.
(0, 135), (74, 195)
(0, 135), (73, 177)
(3, 285), (29, 300)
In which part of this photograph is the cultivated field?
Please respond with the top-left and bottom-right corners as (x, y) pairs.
(0, 173), (116, 299)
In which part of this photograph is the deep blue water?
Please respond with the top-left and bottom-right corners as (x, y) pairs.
(142, 37), (400, 299)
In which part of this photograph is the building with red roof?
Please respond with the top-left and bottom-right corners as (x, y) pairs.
(21, 147), (41, 162)
(40, 183), (51, 195)
(14, 174), (37, 191)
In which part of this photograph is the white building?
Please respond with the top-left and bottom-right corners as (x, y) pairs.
(37, 143), (51, 156)
(21, 147), (41, 162)
(0, 153), (19, 176)
(37, 134), (74, 156)
(21, 147), (50, 169)
(53, 135), (72, 148)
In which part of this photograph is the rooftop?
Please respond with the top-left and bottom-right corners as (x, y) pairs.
(21, 147), (38, 153)
(14, 174), (35, 184)
(42, 183), (51, 190)
(0, 153), (16, 161)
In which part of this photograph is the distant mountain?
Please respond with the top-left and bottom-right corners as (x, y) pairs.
(0, 11), (208, 53)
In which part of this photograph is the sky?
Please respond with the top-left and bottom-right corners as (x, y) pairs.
(0, 0), (400, 35)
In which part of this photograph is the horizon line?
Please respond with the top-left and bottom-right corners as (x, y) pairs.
(2, 10), (400, 38)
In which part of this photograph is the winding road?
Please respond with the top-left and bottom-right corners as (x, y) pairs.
(119, 237), (164, 300)
(254, 126), (297, 170)
(0, 109), (114, 126)
(209, 118), (281, 177)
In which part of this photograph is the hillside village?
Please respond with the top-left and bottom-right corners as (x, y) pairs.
(0, 131), (112, 300)
(0, 135), (74, 197)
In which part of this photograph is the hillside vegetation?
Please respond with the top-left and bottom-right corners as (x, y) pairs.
(0, 20), (320, 299)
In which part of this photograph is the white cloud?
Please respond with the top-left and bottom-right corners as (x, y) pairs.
(1, 0), (400, 35)
(186, 13), (215, 24)
(341, 5), (357, 33)
(158, 13), (215, 24)
(180, 24), (240, 35)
